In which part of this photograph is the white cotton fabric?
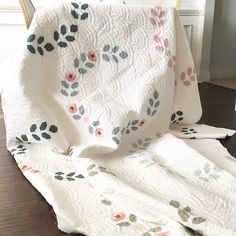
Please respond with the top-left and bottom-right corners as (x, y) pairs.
(0, 2), (235, 236)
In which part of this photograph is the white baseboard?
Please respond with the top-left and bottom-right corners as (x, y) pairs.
(198, 71), (210, 81)
(210, 70), (236, 80)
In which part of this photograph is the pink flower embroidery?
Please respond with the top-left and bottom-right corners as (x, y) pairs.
(65, 72), (76, 82)
(180, 66), (196, 86)
(138, 119), (146, 127)
(87, 51), (97, 62)
(112, 212), (126, 222)
(157, 232), (169, 236)
(150, 7), (166, 27)
(95, 128), (103, 137)
(69, 104), (77, 113)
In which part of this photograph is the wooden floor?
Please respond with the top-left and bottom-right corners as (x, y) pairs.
(0, 83), (235, 236)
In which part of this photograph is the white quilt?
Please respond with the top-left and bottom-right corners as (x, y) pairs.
(0, 2), (236, 236)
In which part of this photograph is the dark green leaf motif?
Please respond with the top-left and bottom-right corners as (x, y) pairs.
(54, 31), (59, 41)
(32, 134), (41, 141)
(65, 36), (75, 42)
(71, 10), (79, 19)
(70, 24), (78, 33)
(61, 25), (67, 35)
(49, 125), (58, 133)
(44, 43), (54, 51)
(37, 36), (44, 44)
(27, 34), (35, 42)
(103, 54), (110, 62)
(40, 122), (47, 131)
(42, 133), (51, 139)
(27, 45), (36, 54)
(21, 135), (28, 142)
(81, 13), (88, 20)
(30, 124), (37, 132)
(37, 47), (44, 55)
(58, 42), (68, 48)
(81, 4), (88, 10)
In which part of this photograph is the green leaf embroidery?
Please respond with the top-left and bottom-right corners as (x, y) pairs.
(88, 171), (98, 176)
(80, 53), (86, 62)
(49, 125), (58, 133)
(85, 62), (94, 68)
(40, 122), (47, 131)
(129, 214), (137, 222)
(147, 107), (151, 116)
(112, 137), (120, 144)
(112, 127), (120, 135)
(73, 115), (81, 120)
(61, 89), (68, 96)
(42, 133), (51, 139)
(87, 164), (96, 171)
(192, 217), (206, 224)
(71, 82), (79, 89)
(92, 121), (99, 126)
(150, 227), (162, 232)
(81, 12), (88, 20)
(65, 36), (75, 42)
(37, 36), (44, 44)
(102, 54), (110, 62)
(112, 46), (119, 53)
(37, 47), (44, 55)
(44, 43), (54, 51)
(151, 110), (157, 116)
(58, 42), (68, 48)
(103, 44), (110, 52)
(183, 207), (191, 213)
(74, 58), (80, 68)
(79, 106), (85, 115)
(30, 124), (37, 132)
(71, 91), (78, 97)
(61, 81), (69, 89)
(61, 25), (67, 35)
(153, 90), (159, 99)
(71, 2), (79, 8)
(101, 199), (112, 205)
(154, 101), (160, 108)
(81, 3), (88, 10)
(149, 98), (154, 106)
(71, 10), (78, 19)
(178, 209), (189, 222)
(70, 24), (78, 33)
(27, 45), (36, 54)
(67, 172), (75, 177)
(78, 68), (87, 74)
(170, 200), (180, 208)
(55, 175), (63, 180)
(54, 31), (59, 41)
(27, 34), (35, 42)
(131, 120), (139, 125)
(119, 51), (128, 59)
(21, 135), (28, 142)
(89, 126), (93, 134)
(32, 134), (41, 141)
(117, 222), (131, 227)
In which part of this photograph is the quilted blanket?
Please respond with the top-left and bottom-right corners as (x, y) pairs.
(1, 2), (236, 236)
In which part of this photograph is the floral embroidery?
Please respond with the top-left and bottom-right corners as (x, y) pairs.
(87, 51), (97, 62)
(150, 7), (166, 27)
(194, 162), (222, 181)
(54, 171), (84, 181)
(111, 118), (146, 145)
(88, 121), (104, 137)
(16, 122), (58, 142)
(180, 127), (197, 135)
(129, 138), (152, 154)
(70, 105), (85, 120)
(154, 35), (176, 71)
(147, 90), (160, 116)
(112, 212), (126, 222)
(68, 103), (78, 113)
(87, 164), (116, 177)
(17, 161), (39, 173)
(61, 72), (79, 97)
(171, 111), (184, 124)
(71, 2), (89, 20)
(74, 52), (97, 74)
(54, 24), (78, 48)
(102, 44), (128, 63)
(26, 34), (54, 55)
(180, 67), (196, 86)
(169, 200), (206, 224)
(10, 144), (27, 157)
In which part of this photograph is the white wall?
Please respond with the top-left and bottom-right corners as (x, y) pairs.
(210, 0), (236, 79)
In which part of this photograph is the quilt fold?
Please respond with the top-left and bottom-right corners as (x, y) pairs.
(0, 2), (235, 236)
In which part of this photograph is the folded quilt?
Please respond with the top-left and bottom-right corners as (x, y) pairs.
(0, 2), (236, 236)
